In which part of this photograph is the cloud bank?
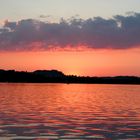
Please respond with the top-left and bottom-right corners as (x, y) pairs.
(0, 13), (140, 51)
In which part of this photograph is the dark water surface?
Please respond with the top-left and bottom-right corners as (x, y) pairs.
(0, 83), (140, 140)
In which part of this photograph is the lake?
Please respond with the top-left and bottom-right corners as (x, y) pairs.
(0, 83), (140, 139)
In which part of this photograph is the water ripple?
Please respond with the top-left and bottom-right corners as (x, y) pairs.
(0, 83), (140, 139)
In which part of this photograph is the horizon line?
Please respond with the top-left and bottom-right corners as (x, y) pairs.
(0, 68), (139, 78)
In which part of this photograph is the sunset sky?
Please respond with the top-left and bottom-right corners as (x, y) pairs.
(0, 0), (140, 76)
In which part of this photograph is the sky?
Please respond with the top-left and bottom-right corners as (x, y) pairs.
(0, 0), (140, 76)
(0, 0), (140, 21)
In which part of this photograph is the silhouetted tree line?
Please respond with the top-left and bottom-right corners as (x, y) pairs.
(0, 69), (140, 84)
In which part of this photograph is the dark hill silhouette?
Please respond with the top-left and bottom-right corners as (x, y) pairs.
(0, 69), (140, 84)
(34, 70), (65, 77)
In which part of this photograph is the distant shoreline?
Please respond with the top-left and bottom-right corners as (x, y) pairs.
(0, 69), (140, 85)
(0, 82), (140, 85)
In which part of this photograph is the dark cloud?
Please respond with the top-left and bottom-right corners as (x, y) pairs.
(0, 13), (140, 51)
(4, 20), (17, 30)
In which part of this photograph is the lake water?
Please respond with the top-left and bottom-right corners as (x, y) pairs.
(0, 83), (140, 140)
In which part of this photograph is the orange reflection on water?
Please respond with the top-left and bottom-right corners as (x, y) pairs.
(0, 83), (140, 139)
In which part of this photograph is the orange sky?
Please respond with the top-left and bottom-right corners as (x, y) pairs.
(0, 48), (140, 76)
(0, 1), (140, 77)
